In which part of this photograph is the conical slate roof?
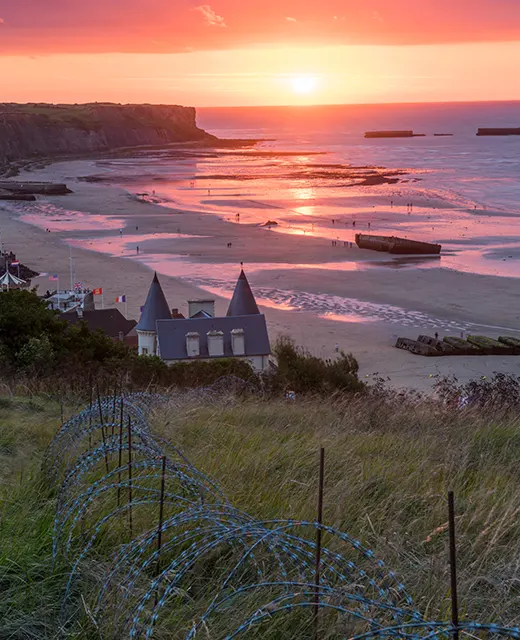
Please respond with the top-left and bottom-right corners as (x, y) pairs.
(226, 270), (260, 317)
(136, 272), (172, 331)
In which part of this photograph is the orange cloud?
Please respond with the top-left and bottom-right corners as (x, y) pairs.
(193, 5), (227, 28)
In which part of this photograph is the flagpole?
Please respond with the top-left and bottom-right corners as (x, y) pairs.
(125, 298), (128, 319)
(69, 246), (73, 292)
(102, 291), (104, 310)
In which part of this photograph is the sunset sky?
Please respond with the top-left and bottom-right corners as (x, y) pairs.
(1, 0), (520, 106)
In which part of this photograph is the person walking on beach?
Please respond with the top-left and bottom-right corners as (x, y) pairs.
(136, 245), (140, 255)
(119, 229), (123, 236)
(352, 220), (356, 227)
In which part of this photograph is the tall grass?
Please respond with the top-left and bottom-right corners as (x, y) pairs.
(0, 397), (90, 639)
(2, 391), (520, 636)
(153, 395), (520, 625)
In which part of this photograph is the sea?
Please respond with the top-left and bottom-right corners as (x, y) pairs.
(75, 100), (520, 278)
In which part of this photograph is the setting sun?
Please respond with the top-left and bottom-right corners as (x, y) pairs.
(290, 75), (318, 95)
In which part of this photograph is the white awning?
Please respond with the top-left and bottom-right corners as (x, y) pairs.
(0, 270), (27, 287)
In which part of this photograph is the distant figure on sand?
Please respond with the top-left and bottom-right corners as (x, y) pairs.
(435, 332), (439, 340)
(136, 245), (140, 255)
(119, 229), (123, 236)
(208, 189), (211, 196)
(136, 225), (138, 231)
(352, 221), (356, 227)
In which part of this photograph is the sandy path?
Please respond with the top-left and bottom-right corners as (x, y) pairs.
(1, 159), (520, 391)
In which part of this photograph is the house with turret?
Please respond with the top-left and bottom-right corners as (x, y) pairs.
(136, 271), (271, 372)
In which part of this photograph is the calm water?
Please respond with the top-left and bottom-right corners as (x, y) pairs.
(197, 101), (520, 212)
(90, 101), (520, 277)
(12, 101), (520, 282)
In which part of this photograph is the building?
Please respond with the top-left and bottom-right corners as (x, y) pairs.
(136, 271), (271, 372)
(45, 289), (95, 313)
(61, 308), (137, 345)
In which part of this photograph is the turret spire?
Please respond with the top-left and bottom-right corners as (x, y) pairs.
(136, 272), (172, 331)
(226, 270), (260, 317)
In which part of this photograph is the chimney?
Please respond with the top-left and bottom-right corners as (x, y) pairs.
(207, 330), (224, 356)
(188, 299), (215, 318)
(118, 331), (124, 342)
(231, 328), (245, 356)
(186, 332), (200, 357)
(171, 308), (178, 318)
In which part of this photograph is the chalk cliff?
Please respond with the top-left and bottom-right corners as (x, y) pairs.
(0, 103), (215, 165)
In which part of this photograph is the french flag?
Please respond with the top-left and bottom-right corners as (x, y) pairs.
(116, 295), (126, 303)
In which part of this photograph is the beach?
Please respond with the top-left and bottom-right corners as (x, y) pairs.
(1, 146), (520, 391)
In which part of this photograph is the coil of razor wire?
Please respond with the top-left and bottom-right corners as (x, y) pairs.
(44, 376), (520, 640)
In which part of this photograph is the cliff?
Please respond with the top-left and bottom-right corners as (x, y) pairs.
(0, 103), (216, 165)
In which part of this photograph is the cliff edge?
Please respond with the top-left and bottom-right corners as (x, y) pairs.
(0, 103), (216, 166)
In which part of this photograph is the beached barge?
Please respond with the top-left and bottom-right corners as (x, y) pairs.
(355, 233), (442, 255)
(0, 181), (72, 195)
(396, 334), (520, 357)
(364, 130), (425, 139)
(476, 128), (520, 136)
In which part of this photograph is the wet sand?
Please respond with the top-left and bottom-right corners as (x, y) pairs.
(2, 158), (520, 390)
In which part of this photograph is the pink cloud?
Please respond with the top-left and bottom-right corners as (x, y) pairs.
(193, 4), (226, 27)
(0, 1), (519, 54)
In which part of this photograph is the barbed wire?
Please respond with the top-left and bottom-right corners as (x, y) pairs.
(45, 376), (520, 639)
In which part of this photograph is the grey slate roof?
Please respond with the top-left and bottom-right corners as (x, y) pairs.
(136, 272), (172, 331)
(226, 270), (260, 316)
(62, 308), (136, 338)
(156, 314), (270, 360)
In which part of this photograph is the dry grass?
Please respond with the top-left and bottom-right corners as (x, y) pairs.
(153, 395), (520, 624)
(2, 391), (520, 637)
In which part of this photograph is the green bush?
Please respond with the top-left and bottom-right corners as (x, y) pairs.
(271, 335), (363, 394)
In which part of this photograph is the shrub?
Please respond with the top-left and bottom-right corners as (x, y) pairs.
(271, 336), (364, 394)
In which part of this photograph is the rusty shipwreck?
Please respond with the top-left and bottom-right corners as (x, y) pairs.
(355, 233), (441, 255)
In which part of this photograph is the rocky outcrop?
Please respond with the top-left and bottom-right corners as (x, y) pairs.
(0, 103), (215, 165)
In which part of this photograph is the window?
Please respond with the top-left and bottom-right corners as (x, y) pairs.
(142, 347), (149, 355)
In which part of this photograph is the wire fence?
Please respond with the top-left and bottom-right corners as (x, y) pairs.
(45, 378), (520, 639)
